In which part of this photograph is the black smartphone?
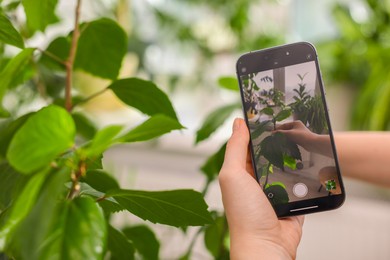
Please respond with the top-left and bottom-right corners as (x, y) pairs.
(236, 42), (345, 217)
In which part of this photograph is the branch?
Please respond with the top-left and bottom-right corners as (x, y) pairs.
(73, 87), (109, 108)
(65, 0), (82, 112)
(67, 160), (86, 199)
(38, 48), (67, 66)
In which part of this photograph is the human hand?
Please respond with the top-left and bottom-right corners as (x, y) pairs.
(275, 120), (320, 152)
(219, 118), (304, 259)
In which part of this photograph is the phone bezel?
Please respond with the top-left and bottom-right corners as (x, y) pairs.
(236, 42), (345, 217)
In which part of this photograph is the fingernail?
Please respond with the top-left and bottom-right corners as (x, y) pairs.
(233, 118), (240, 132)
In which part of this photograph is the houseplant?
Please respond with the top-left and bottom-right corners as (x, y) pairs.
(0, 0), (213, 259)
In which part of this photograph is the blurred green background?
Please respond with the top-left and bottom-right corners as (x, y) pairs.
(3, 0), (389, 131)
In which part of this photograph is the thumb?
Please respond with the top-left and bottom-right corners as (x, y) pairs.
(222, 118), (250, 170)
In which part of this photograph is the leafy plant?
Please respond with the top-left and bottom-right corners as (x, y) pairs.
(318, 1), (390, 130)
(306, 95), (328, 134)
(290, 73), (310, 123)
(0, 1), (213, 259)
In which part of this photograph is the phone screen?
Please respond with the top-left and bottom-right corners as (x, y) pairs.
(237, 43), (344, 216)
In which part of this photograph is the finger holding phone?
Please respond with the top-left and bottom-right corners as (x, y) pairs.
(219, 118), (304, 259)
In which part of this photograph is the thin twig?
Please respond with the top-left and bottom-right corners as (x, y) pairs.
(67, 160), (86, 199)
(73, 87), (109, 108)
(65, 0), (82, 112)
(38, 48), (67, 66)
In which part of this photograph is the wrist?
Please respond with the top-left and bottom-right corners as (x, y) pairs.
(230, 233), (294, 260)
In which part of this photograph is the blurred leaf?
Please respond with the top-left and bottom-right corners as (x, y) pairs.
(109, 78), (178, 120)
(0, 112), (32, 157)
(196, 104), (239, 144)
(0, 48), (35, 117)
(0, 169), (48, 250)
(38, 197), (106, 260)
(85, 125), (123, 157)
(105, 189), (213, 227)
(75, 18), (127, 80)
(283, 155), (296, 170)
(22, 0), (58, 33)
(7, 105), (75, 174)
(119, 115), (184, 143)
(2, 1), (21, 11)
(264, 183), (289, 205)
(261, 107), (274, 116)
(200, 142), (226, 180)
(39, 36), (70, 71)
(77, 183), (123, 214)
(5, 167), (70, 259)
(250, 120), (272, 140)
(218, 77), (238, 91)
(274, 108), (291, 122)
(260, 134), (284, 170)
(0, 12), (24, 48)
(0, 163), (28, 211)
(204, 216), (229, 259)
(122, 225), (160, 260)
(72, 112), (97, 140)
(86, 154), (103, 170)
(285, 138), (302, 161)
(107, 225), (135, 260)
(82, 170), (119, 193)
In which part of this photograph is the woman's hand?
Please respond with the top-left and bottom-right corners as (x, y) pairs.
(219, 118), (304, 259)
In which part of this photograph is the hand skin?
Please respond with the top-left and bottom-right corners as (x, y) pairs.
(334, 132), (390, 187)
(276, 121), (390, 187)
(219, 118), (304, 260)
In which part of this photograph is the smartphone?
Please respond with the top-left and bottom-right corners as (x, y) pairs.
(236, 42), (345, 217)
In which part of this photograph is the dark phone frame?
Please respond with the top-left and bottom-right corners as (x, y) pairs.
(236, 42), (345, 217)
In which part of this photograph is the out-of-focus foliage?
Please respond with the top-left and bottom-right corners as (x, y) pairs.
(317, 0), (390, 130)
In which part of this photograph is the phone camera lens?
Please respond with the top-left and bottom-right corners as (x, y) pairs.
(306, 54), (312, 60)
(241, 67), (247, 73)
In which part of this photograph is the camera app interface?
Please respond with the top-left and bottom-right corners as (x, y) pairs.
(241, 61), (342, 205)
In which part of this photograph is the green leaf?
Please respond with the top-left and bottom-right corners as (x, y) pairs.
(82, 170), (119, 193)
(0, 112), (32, 157)
(0, 48), (35, 116)
(0, 12), (24, 48)
(77, 182), (123, 214)
(204, 216), (229, 259)
(200, 142), (227, 180)
(122, 225), (160, 260)
(22, 0), (59, 32)
(285, 138), (302, 161)
(72, 112), (97, 140)
(75, 18), (127, 80)
(0, 169), (48, 250)
(118, 114), (184, 143)
(261, 107), (274, 116)
(39, 36), (70, 70)
(38, 197), (107, 260)
(105, 189), (213, 227)
(107, 225), (135, 260)
(195, 103), (239, 144)
(85, 125), (123, 157)
(250, 120), (272, 140)
(5, 167), (70, 259)
(264, 184), (289, 205)
(260, 134), (284, 170)
(218, 76), (238, 91)
(7, 105), (75, 174)
(275, 108), (291, 122)
(0, 163), (28, 211)
(109, 78), (178, 120)
(283, 154), (296, 170)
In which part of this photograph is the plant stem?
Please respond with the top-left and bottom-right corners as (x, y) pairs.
(67, 160), (86, 199)
(74, 87), (109, 108)
(38, 48), (67, 66)
(263, 162), (271, 191)
(65, 0), (82, 112)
